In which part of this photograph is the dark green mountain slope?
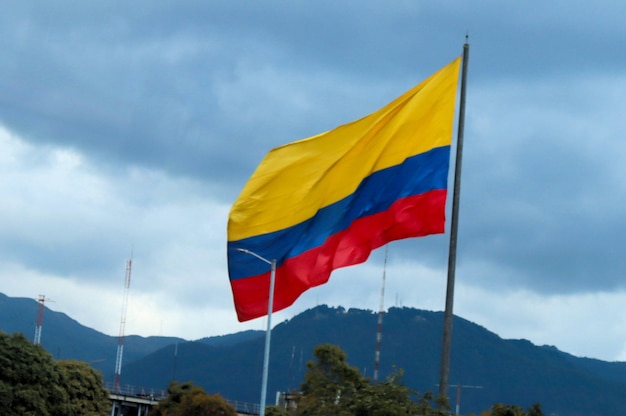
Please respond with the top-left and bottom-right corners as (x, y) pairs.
(196, 330), (263, 347)
(3, 293), (626, 415)
(0, 292), (184, 379)
(123, 305), (626, 416)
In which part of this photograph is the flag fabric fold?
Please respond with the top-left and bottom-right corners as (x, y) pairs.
(227, 57), (461, 322)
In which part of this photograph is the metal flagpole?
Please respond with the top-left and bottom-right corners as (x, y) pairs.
(236, 248), (276, 416)
(438, 39), (470, 403)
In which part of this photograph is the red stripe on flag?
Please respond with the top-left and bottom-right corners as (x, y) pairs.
(231, 190), (447, 321)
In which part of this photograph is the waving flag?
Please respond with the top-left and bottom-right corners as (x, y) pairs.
(228, 57), (461, 322)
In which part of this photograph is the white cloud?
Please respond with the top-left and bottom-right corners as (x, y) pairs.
(0, 124), (255, 339)
(456, 284), (626, 361)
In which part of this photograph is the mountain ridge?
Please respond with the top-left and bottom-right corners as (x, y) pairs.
(2, 293), (626, 415)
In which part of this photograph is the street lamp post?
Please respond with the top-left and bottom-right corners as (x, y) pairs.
(236, 248), (276, 416)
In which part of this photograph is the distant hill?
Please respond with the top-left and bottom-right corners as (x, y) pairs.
(196, 330), (263, 347)
(0, 292), (185, 379)
(122, 305), (626, 416)
(2, 293), (626, 415)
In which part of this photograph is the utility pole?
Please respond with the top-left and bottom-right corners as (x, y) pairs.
(453, 383), (484, 415)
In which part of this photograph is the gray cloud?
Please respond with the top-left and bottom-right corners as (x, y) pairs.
(1, 1), (625, 360)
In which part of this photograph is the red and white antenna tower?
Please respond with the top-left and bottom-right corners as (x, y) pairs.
(34, 295), (46, 345)
(373, 246), (388, 382)
(113, 257), (132, 393)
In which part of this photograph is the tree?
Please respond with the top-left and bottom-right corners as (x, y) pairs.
(0, 331), (68, 415)
(265, 405), (289, 416)
(57, 360), (111, 415)
(483, 403), (544, 416)
(527, 403), (544, 416)
(150, 381), (237, 416)
(298, 344), (365, 415)
(0, 331), (110, 416)
(296, 343), (445, 416)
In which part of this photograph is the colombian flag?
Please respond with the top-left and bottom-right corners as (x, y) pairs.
(228, 57), (461, 322)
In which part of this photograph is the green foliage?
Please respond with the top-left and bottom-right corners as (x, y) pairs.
(298, 344), (364, 415)
(527, 404), (542, 416)
(265, 405), (289, 416)
(414, 391), (450, 416)
(0, 331), (109, 416)
(150, 380), (237, 416)
(483, 403), (544, 416)
(57, 360), (111, 415)
(0, 332), (66, 415)
(295, 343), (447, 416)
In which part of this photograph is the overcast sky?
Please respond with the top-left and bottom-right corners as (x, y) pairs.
(1, 1), (625, 363)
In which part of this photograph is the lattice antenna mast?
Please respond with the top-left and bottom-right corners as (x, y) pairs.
(34, 295), (46, 345)
(373, 246), (388, 382)
(113, 257), (132, 393)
